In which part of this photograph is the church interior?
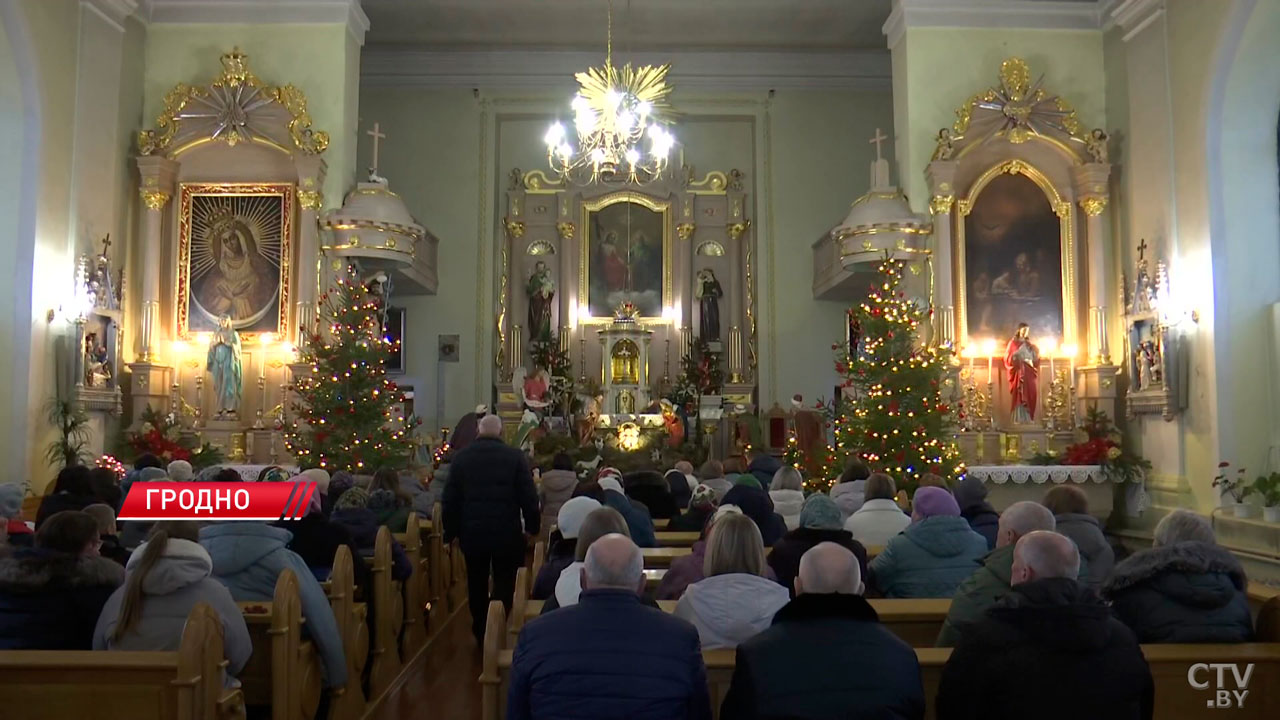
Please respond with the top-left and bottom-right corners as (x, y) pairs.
(1, 0), (1279, 717)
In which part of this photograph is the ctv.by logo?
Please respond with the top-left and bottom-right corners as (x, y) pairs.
(1188, 663), (1254, 709)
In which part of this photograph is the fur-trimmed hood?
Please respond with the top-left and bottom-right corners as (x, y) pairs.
(1104, 541), (1246, 595)
(0, 549), (125, 594)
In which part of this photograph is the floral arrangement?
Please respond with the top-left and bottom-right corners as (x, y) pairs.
(1060, 408), (1150, 483)
(670, 339), (723, 413)
(123, 406), (225, 468)
(1212, 461), (1252, 504)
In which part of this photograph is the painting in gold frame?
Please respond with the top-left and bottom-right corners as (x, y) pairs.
(177, 183), (293, 339)
(579, 191), (671, 322)
(954, 160), (1077, 349)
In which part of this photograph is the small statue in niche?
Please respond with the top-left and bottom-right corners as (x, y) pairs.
(84, 332), (111, 387)
(932, 128), (957, 161)
(695, 268), (723, 341)
(207, 314), (243, 419)
(526, 260), (555, 342)
(1086, 128), (1110, 164)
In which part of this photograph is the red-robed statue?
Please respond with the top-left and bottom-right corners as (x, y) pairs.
(1004, 322), (1040, 424)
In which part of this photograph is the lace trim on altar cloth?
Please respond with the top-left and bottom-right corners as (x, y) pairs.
(964, 465), (1121, 484)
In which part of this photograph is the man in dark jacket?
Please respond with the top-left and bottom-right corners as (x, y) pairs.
(508, 534), (712, 720)
(443, 414), (540, 643)
(767, 494), (868, 598)
(721, 542), (924, 719)
(937, 531), (1153, 720)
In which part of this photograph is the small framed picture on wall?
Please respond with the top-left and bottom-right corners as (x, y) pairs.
(385, 306), (406, 374)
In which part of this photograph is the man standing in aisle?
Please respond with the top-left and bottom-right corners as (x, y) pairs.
(443, 413), (540, 643)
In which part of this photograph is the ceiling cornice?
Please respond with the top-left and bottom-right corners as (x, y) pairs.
(360, 48), (893, 91)
(1110, 0), (1165, 42)
(884, 0), (1110, 48)
(140, 0), (370, 45)
(81, 0), (139, 33)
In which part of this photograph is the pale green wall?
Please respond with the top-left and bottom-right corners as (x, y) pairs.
(143, 24), (359, 202)
(358, 85), (894, 429)
(0, 7), (26, 484)
(894, 28), (1106, 211)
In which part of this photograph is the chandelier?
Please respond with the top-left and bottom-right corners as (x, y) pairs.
(544, 1), (675, 185)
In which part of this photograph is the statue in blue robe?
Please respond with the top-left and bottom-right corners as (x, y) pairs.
(207, 314), (242, 419)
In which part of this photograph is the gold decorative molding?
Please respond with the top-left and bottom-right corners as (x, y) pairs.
(579, 191), (672, 324)
(504, 218), (526, 239)
(727, 220), (751, 242)
(495, 241), (509, 380)
(676, 222), (695, 242)
(140, 189), (171, 210)
(137, 48), (329, 157)
(1079, 196), (1107, 217)
(684, 168), (730, 195)
(555, 221), (575, 241)
(943, 57), (1088, 161)
(929, 195), (955, 215)
(745, 244), (757, 376)
(297, 190), (323, 210)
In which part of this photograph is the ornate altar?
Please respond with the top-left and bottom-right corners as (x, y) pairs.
(925, 57), (1118, 460)
(129, 48), (331, 463)
(68, 238), (125, 418)
(496, 164), (758, 453)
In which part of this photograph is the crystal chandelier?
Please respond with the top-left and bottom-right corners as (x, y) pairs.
(544, 0), (675, 185)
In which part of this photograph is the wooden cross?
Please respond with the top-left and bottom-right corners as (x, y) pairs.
(100, 234), (112, 255)
(1137, 238), (1148, 261)
(870, 128), (888, 162)
(367, 122), (386, 173)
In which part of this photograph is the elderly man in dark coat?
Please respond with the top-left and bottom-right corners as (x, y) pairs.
(937, 531), (1153, 720)
(443, 414), (540, 643)
(721, 542), (924, 719)
(508, 534), (711, 720)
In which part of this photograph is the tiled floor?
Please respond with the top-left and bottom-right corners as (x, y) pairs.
(374, 608), (483, 720)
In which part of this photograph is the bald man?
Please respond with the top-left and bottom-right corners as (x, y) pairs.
(937, 531), (1153, 720)
(936, 501), (1057, 646)
(508, 534), (712, 720)
(720, 543), (925, 720)
(443, 412), (540, 643)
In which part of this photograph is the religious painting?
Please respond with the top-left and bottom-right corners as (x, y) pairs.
(959, 166), (1067, 344)
(581, 192), (670, 320)
(177, 183), (293, 339)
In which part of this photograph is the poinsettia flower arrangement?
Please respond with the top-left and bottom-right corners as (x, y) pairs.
(122, 406), (225, 468)
(1060, 408), (1150, 483)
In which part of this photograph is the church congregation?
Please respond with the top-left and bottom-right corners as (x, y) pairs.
(2, 0), (1280, 719)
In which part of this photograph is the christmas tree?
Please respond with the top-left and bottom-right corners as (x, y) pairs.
(833, 257), (962, 491)
(283, 272), (416, 472)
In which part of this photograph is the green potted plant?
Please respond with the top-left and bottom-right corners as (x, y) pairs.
(1251, 472), (1280, 523)
(1212, 462), (1252, 517)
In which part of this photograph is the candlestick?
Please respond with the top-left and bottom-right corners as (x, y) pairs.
(255, 376), (266, 429)
(681, 326), (693, 360)
(194, 376), (204, 429)
(170, 382), (180, 415)
(578, 337), (587, 384)
(664, 338), (671, 385)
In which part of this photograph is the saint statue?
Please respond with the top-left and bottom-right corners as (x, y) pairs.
(695, 268), (723, 341)
(1004, 322), (1040, 424)
(195, 206), (276, 327)
(526, 261), (555, 341)
(207, 314), (243, 419)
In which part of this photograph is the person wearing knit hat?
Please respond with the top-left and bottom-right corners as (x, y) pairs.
(334, 486), (370, 512)
(257, 466), (291, 483)
(596, 467), (622, 483)
(328, 472), (356, 507)
(300, 468), (331, 495)
(167, 460), (194, 482)
(0, 484), (34, 547)
(767, 494), (869, 599)
(869, 485), (987, 598)
(668, 483), (719, 532)
(721, 482), (788, 547)
(953, 474), (999, 550)
(530, 497), (602, 600)
(597, 475), (624, 495)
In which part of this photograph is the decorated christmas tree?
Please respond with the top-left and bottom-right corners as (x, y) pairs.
(283, 272), (416, 472)
(833, 257), (962, 491)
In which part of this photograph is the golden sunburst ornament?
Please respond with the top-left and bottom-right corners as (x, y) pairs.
(544, 1), (676, 185)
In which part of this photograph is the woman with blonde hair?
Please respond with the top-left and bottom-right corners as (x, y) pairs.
(674, 512), (789, 649)
(94, 522), (250, 679)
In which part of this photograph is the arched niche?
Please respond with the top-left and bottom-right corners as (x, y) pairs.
(926, 57), (1110, 364)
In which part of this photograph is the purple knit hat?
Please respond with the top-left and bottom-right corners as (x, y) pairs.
(912, 485), (960, 520)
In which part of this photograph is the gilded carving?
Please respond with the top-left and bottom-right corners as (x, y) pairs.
(555, 221), (575, 241)
(140, 189), (171, 210)
(297, 190), (323, 210)
(495, 242), (509, 379)
(929, 195), (955, 215)
(1079, 197), (1107, 217)
(727, 220), (751, 242)
(504, 218), (526, 239)
(676, 223), (696, 242)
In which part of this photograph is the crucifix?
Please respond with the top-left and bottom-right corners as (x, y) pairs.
(367, 122), (386, 175)
(869, 127), (888, 162)
(1136, 238), (1148, 262)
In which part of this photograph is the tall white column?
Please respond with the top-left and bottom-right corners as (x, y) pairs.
(1073, 163), (1113, 364)
(294, 157), (327, 349)
(134, 157), (178, 361)
(926, 160), (958, 346)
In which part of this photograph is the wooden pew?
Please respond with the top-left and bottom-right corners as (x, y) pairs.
(481, 598), (1280, 720)
(414, 514), (443, 633)
(641, 547), (691, 567)
(0, 603), (245, 720)
(531, 540), (546, 584)
(653, 518), (669, 530)
(237, 569), (323, 720)
(654, 530), (700, 547)
(323, 546), (367, 720)
(392, 511), (428, 657)
(507, 567), (530, 648)
(513, 598), (950, 649)
(427, 504), (449, 614)
(366, 526), (403, 700)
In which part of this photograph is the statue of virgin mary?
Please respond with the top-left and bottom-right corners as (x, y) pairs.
(207, 314), (243, 418)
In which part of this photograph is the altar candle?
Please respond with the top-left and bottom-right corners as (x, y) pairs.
(986, 352), (993, 382)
